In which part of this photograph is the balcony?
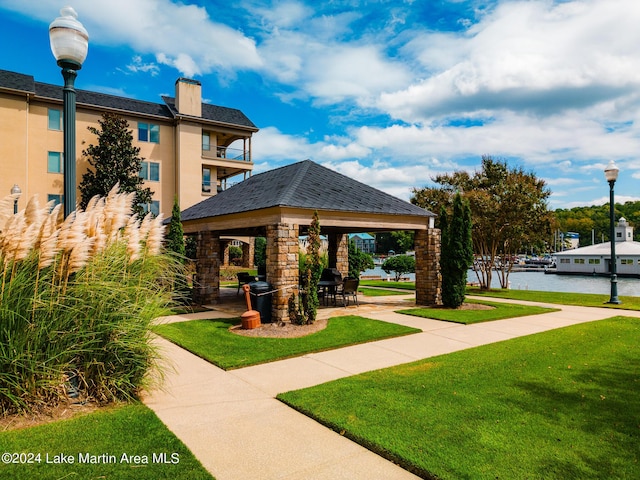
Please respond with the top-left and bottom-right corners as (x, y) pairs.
(202, 179), (240, 195)
(202, 145), (250, 162)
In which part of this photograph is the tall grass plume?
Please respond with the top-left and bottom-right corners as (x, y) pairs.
(0, 190), (182, 415)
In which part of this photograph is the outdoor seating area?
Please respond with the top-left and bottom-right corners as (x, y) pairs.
(236, 271), (257, 295)
(179, 160), (440, 321)
(318, 268), (342, 306)
(338, 277), (359, 306)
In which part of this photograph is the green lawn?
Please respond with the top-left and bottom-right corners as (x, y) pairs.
(360, 280), (416, 290)
(0, 403), (213, 480)
(358, 287), (411, 297)
(279, 316), (640, 479)
(153, 316), (420, 370)
(397, 299), (558, 324)
(360, 282), (640, 312)
(469, 287), (640, 310)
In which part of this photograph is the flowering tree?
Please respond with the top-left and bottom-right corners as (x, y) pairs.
(412, 156), (552, 289)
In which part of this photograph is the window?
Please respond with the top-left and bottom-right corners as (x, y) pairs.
(616, 232), (622, 239)
(47, 152), (63, 173)
(47, 194), (63, 207)
(574, 259), (585, 264)
(560, 258), (570, 264)
(202, 167), (212, 193)
(588, 259), (600, 264)
(141, 200), (160, 217)
(202, 132), (210, 151)
(139, 161), (160, 181)
(48, 109), (62, 130)
(621, 259), (634, 265)
(138, 122), (159, 143)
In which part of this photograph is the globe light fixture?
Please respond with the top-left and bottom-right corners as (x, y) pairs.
(604, 160), (621, 304)
(49, 6), (88, 217)
(10, 184), (22, 214)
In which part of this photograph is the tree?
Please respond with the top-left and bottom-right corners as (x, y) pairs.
(412, 156), (553, 289)
(440, 194), (473, 308)
(554, 200), (640, 246)
(291, 211), (323, 325)
(166, 196), (185, 257)
(79, 112), (153, 216)
(254, 237), (266, 269)
(375, 230), (414, 254)
(348, 240), (374, 278)
(166, 196), (189, 303)
(382, 255), (415, 281)
(304, 210), (323, 324)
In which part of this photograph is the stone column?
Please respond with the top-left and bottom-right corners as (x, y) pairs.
(327, 233), (349, 277)
(266, 223), (299, 322)
(415, 228), (442, 306)
(242, 238), (255, 269)
(193, 231), (221, 305)
(221, 241), (230, 266)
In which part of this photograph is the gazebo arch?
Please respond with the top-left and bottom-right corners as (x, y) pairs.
(180, 160), (441, 321)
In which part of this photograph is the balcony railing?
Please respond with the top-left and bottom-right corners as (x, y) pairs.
(202, 180), (240, 194)
(202, 145), (250, 162)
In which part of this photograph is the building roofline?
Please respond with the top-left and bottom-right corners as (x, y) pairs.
(0, 68), (257, 130)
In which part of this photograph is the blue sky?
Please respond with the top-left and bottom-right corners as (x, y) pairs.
(1, 0), (639, 210)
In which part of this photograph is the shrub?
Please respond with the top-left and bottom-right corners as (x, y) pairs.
(0, 187), (180, 415)
(348, 240), (374, 278)
(381, 255), (415, 281)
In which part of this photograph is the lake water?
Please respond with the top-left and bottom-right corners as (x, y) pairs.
(362, 267), (640, 296)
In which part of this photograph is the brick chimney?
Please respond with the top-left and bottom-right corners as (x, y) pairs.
(175, 78), (202, 117)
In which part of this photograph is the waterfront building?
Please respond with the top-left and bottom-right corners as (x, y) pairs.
(349, 233), (376, 253)
(554, 218), (640, 277)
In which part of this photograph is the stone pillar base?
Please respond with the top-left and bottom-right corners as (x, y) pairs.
(266, 223), (299, 322)
(415, 228), (442, 306)
(193, 231), (221, 305)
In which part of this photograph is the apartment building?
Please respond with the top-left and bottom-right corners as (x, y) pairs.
(0, 69), (258, 217)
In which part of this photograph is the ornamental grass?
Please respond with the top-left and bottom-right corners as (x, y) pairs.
(0, 186), (181, 415)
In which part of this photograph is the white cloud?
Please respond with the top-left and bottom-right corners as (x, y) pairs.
(1, 0), (262, 76)
(126, 55), (160, 76)
(252, 126), (317, 163)
(255, 6), (412, 105)
(322, 160), (437, 201)
(380, 0), (640, 122)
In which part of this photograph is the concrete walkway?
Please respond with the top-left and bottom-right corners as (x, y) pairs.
(142, 295), (640, 480)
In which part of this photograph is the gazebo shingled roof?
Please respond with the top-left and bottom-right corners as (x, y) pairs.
(181, 159), (435, 224)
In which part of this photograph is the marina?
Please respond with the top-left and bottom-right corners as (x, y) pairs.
(361, 266), (640, 296)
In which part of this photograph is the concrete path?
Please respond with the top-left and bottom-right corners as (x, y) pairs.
(143, 295), (640, 480)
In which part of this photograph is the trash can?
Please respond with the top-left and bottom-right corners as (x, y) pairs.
(249, 281), (273, 323)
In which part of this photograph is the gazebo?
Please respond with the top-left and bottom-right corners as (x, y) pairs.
(180, 160), (441, 322)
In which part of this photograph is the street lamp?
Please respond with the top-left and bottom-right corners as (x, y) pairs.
(49, 6), (88, 218)
(604, 160), (621, 305)
(10, 184), (22, 214)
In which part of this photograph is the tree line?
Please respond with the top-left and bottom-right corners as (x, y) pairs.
(555, 201), (640, 245)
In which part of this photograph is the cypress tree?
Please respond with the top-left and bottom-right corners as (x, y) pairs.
(441, 193), (473, 308)
(166, 196), (185, 257)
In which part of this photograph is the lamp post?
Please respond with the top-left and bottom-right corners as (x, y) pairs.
(604, 160), (621, 305)
(10, 184), (22, 214)
(49, 7), (88, 218)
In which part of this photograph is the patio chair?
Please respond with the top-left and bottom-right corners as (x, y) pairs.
(339, 277), (359, 306)
(319, 268), (343, 305)
(237, 272), (256, 295)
